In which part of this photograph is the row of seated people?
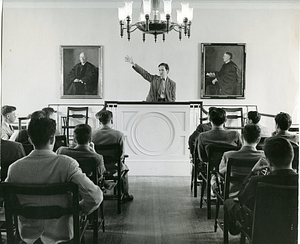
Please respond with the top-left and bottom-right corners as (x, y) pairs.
(1, 106), (133, 243)
(188, 107), (298, 242)
(189, 108), (298, 156)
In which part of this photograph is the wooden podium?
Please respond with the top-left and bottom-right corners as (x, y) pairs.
(105, 101), (203, 176)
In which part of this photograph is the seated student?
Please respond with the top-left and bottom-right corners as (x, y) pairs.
(92, 109), (134, 203)
(188, 107), (216, 155)
(212, 124), (264, 198)
(57, 124), (106, 183)
(224, 137), (298, 235)
(1, 138), (25, 162)
(272, 112), (299, 145)
(197, 107), (243, 162)
(1, 129), (26, 180)
(15, 110), (46, 155)
(1, 105), (18, 140)
(6, 117), (102, 244)
(247, 111), (271, 137)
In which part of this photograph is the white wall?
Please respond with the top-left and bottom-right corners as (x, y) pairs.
(2, 1), (300, 125)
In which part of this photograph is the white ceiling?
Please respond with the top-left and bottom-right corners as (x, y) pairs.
(3, 0), (299, 2)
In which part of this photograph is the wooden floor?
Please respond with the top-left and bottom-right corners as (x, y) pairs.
(85, 176), (242, 244)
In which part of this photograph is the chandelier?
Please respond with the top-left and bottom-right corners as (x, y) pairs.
(118, 0), (193, 42)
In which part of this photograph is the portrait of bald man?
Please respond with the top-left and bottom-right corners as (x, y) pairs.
(63, 48), (100, 96)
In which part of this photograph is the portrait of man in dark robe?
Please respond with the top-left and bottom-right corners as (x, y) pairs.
(202, 44), (245, 98)
(61, 46), (103, 98)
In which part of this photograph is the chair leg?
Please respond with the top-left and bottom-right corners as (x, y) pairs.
(207, 170), (211, 219)
(90, 209), (98, 244)
(191, 165), (194, 191)
(193, 163), (198, 197)
(240, 232), (246, 244)
(214, 198), (221, 232)
(117, 181), (121, 214)
(66, 128), (70, 145)
(100, 202), (105, 232)
(200, 180), (206, 209)
(223, 218), (229, 244)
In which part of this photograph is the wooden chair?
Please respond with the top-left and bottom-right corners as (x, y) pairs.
(238, 182), (298, 244)
(1, 182), (89, 244)
(22, 143), (34, 156)
(292, 146), (299, 172)
(1, 160), (16, 182)
(62, 107), (89, 144)
(191, 139), (202, 197)
(94, 143), (124, 214)
(213, 158), (259, 244)
(76, 157), (105, 239)
(256, 137), (268, 150)
(199, 144), (240, 219)
(222, 107), (244, 133)
(53, 135), (68, 151)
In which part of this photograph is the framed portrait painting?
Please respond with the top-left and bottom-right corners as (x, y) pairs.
(60, 45), (103, 99)
(201, 43), (246, 99)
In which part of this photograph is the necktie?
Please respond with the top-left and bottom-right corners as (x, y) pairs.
(160, 79), (166, 98)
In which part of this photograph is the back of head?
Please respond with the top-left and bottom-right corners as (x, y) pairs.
(208, 107), (217, 117)
(248, 111), (261, 124)
(29, 110), (46, 121)
(74, 124), (91, 144)
(42, 107), (56, 119)
(209, 108), (226, 126)
(242, 124), (261, 144)
(1, 105), (16, 117)
(95, 109), (113, 125)
(28, 117), (56, 148)
(275, 112), (292, 131)
(264, 137), (293, 167)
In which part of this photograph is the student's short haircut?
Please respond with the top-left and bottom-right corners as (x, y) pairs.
(242, 124), (261, 144)
(264, 137), (294, 167)
(225, 52), (233, 59)
(209, 108), (226, 126)
(95, 109), (113, 125)
(29, 110), (46, 121)
(74, 124), (92, 145)
(247, 111), (261, 124)
(275, 112), (292, 131)
(158, 63), (169, 72)
(1, 105), (16, 116)
(42, 107), (56, 118)
(208, 107), (217, 117)
(28, 118), (56, 147)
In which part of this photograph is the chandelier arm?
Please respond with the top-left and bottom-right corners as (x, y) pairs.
(169, 23), (181, 33)
(128, 26), (138, 33)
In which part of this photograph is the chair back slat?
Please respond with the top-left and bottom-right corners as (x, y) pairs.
(63, 107), (89, 144)
(252, 182), (298, 244)
(222, 107), (244, 131)
(75, 157), (98, 184)
(224, 158), (259, 199)
(53, 135), (68, 151)
(94, 143), (123, 214)
(206, 144), (241, 171)
(1, 182), (83, 244)
(95, 144), (122, 171)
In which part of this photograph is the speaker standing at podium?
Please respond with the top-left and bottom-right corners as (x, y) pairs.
(125, 55), (176, 102)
